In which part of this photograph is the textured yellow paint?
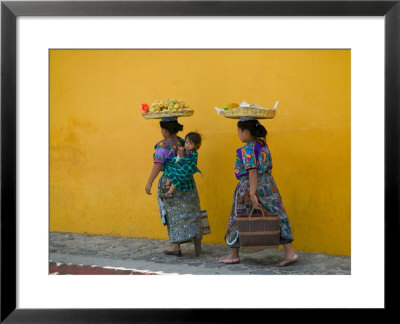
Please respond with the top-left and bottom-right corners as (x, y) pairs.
(50, 49), (350, 256)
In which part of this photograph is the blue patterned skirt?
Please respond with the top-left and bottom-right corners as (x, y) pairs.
(224, 173), (294, 248)
(157, 173), (202, 243)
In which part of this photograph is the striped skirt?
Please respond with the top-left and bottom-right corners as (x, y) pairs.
(224, 173), (294, 248)
(157, 173), (202, 243)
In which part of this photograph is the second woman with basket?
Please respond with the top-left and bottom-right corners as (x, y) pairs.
(218, 117), (299, 267)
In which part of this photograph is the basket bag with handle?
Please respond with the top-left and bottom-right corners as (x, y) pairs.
(236, 206), (280, 249)
(201, 210), (211, 235)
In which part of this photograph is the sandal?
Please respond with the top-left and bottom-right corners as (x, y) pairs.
(218, 256), (240, 264)
(276, 254), (299, 267)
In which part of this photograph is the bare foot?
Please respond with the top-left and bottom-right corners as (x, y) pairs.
(160, 184), (171, 191)
(218, 256), (240, 264)
(276, 254), (299, 267)
(163, 249), (182, 257)
(159, 192), (174, 199)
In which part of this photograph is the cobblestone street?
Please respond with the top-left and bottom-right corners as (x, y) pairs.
(50, 232), (351, 275)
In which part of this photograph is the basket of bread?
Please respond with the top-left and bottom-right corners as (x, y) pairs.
(215, 100), (278, 119)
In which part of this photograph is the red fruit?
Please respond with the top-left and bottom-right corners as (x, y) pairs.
(140, 103), (149, 113)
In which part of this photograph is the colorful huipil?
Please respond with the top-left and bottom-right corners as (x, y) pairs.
(224, 139), (294, 248)
(163, 150), (201, 191)
(154, 137), (202, 243)
(153, 137), (185, 166)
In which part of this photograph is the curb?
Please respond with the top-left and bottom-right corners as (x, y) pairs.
(49, 261), (160, 275)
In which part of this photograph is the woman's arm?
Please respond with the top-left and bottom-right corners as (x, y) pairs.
(248, 168), (262, 210)
(145, 162), (163, 195)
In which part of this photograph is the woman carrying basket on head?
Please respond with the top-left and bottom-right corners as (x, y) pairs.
(145, 117), (202, 257)
(218, 117), (298, 267)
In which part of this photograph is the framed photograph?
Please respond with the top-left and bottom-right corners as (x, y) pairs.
(2, 0), (399, 321)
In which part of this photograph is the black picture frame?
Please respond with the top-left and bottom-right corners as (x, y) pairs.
(1, 0), (399, 321)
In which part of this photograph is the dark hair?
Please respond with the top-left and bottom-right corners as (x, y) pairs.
(237, 120), (267, 139)
(159, 121), (184, 135)
(185, 132), (202, 148)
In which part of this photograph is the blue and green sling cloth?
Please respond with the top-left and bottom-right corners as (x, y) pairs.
(163, 150), (201, 191)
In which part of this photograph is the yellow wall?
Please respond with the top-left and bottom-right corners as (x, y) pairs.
(50, 49), (351, 256)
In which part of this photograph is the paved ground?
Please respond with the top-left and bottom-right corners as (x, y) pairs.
(49, 261), (158, 275)
(49, 232), (351, 275)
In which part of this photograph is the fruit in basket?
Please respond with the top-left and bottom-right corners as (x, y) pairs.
(223, 103), (239, 110)
(140, 103), (149, 113)
(168, 98), (177, 105)
(147, 98), (192, 113)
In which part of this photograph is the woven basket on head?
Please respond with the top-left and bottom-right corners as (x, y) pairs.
(222, 107), (276, 119)
(236, 206), (281, 249)
(142, 109), (194, 119)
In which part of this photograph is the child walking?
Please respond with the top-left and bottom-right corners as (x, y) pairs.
(159, 132), (202, 199)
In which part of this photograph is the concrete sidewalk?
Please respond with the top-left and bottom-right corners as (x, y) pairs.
(49, 232), (351, 275)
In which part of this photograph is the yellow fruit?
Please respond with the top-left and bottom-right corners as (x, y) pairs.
(147, 98), (191, 111)
(223, 103), (239, 110)
(168, 98), (177, 104)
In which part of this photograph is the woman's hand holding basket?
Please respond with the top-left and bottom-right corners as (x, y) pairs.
(250, 194), (262, 210)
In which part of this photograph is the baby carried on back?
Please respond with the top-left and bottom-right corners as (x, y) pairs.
(159, 132), (202, 199)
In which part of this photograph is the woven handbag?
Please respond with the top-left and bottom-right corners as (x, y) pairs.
(236, 206), (280, 249)
(201, 210), (211, 235)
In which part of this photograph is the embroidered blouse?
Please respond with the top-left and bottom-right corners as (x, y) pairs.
(153, 137), (185, 169)
(234, 140), (273, 179)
